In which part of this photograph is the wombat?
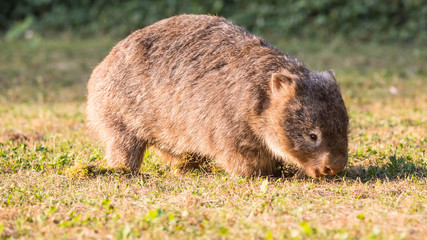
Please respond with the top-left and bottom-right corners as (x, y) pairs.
(87, 14), (349, 178)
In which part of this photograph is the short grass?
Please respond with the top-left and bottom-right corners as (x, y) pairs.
(0, 36), (426, 239)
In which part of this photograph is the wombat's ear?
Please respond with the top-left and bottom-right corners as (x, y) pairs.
(327, 69), (337, 82)
(271, 72), (296, 95)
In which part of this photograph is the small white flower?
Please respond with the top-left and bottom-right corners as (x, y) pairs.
(389, 86), (398, 95)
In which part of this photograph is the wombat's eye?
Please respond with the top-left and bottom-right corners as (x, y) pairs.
(309, 134), (318, 141)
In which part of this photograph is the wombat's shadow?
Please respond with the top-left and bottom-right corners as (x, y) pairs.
(65, 159), (426, 183)
(335, 164), (426, 183)
(176, 158), (427, 182)
(62, 148), (427, 182)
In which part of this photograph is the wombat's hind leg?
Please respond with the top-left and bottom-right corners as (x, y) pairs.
(151, 147), (179, 166)
(105, 137), (147, 173)
(152, 148), (212, 174)
(216, 153), (276, 177)
(152, 148), (184, 173)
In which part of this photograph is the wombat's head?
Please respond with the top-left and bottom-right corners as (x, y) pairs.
(264, 69), (349, 178)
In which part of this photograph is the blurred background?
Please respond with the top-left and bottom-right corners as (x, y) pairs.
(2, 0), (426, 41)
(0, 0), (426, 103)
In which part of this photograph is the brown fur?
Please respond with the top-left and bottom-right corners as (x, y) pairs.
(86, 14), (349, 178)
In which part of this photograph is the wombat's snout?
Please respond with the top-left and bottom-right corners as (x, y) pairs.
(322, 153), (347, 176)
(305, 153), (347, 178)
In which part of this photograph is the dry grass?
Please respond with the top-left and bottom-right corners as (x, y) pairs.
(0, 37), (426, 239)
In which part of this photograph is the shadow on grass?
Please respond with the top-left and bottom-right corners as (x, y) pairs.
(65, 154), (426, 183)
(339, 164), (426, 182)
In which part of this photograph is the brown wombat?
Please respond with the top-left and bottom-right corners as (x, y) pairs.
(87, 14), (349, 178)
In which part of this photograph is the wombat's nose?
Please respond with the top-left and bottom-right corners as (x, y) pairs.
(322, 167), (334, 175)
(321, 160), (346, 175)
(319, 154), (347, 175)
(321, 166), (341, 175)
